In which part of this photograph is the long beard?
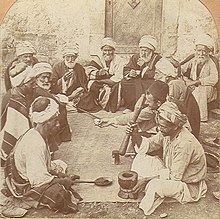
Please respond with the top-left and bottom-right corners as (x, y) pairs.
(195, 55), (209, 65)
(103, 54), (113, 62)
(64, 60), (76, 69)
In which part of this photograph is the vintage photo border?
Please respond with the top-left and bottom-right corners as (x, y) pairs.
(0, 0), (219, 219)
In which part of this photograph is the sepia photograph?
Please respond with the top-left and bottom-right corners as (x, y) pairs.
(0, 0), (219, 218)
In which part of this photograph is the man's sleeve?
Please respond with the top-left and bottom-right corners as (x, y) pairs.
(110, 57), (126, 82)
(51, 63), (61, 83)
(136, 107), (154, 123)
(76, 65), (88, 90)
(135, 132), (163, 155)
(51, 63), (63, 94)
(181, 61), (192, 79)
(84, 57), (103, 80)
(115, 107), (155, 131)
(199, 60), (219, 86)
(114, 112), (134, 125)
(169, 141), (193, 181)
(25, 141), (54, 187)
(123, 55), (138, 76)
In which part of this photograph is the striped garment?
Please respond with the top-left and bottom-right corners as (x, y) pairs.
(0, 88), (31, 163)
(4, 129), (78, 214)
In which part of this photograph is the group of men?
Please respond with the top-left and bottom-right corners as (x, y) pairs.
(0, 33), (219, 216)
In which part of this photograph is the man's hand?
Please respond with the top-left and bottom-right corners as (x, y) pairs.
(98, 118), (116, 127)
(63, 69), (74, 81)
(52, 177), (74, 190)
(98, 69), (108, 76)
(68, 87), (84, 101)
(167, 95), (175, 103)
(125, 122), (137, 134)
(186, 80), (201, 87)
(128, 69), (139, 78)
(132, 178), (149, 194)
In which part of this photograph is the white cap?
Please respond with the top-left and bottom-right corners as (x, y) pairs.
(33, 62), (52, 78)
(139, 35), (157, 51)
(63, 43), (79, 56)
(195, 34), (214, 50)
(101, 37), (116, 50)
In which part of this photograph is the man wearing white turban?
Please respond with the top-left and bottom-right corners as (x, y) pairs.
(121, 35), (162, 114)
(0, 71), (36, 165)
(51, 44), (87, 101)
(4, 41), (38, 91)
(127, 101), (207, 216)
(154, 57), (200, 139)
(4, 97), (80, 214)
(32, 62), (72, 151)
(83, 37), (126, 112)
(181, 34), (219, 122)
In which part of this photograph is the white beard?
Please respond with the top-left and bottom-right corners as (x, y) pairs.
(37, 82), (51, 90)
(64, 60), (76, 69)
(195, 55), (209, 66)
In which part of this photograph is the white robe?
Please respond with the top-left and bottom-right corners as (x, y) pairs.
(14, 128), (54, 188)
(131, 128), (207, 215)
(182, 57), (218, 121)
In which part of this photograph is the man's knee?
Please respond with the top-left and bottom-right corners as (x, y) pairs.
(146, 179), (166, 198)
(147, 178), (161, 190)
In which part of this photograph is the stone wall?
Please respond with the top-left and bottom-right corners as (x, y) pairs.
(0, 0), (105, 66)
(0, 0), (219, 66)
(161, 0), (219, 61)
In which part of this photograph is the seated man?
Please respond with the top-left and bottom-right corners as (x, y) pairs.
(4, 97), (79, 214)
(0, 70), (36, 166)
(5, 41), (38, 91)
(121, 35), (161, 113)
(85, 37), (126, 112)
(154, 57), (200, 139)
(181, 34), (219, 122)
(33, 62), (72, 149)
(50, 44), (87, 101)
(129, 102), (207, 216)
(99, 80), (168, 133)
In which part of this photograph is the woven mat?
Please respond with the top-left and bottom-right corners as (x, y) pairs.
(55, 112), (142, 202)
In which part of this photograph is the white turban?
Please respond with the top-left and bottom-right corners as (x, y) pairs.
(11, 66), (34, 87)
(155, 57), (177, 78)
(63, 44), (79, 57)
(101, 37), (116, 50)
(158, 102), (187, 127)
(195, 34), (214, 50)
(29, 97), (59, 124)
(33, 62), (52, 78)
(16, 41), (36, 57)
(139, 35), (157, 51)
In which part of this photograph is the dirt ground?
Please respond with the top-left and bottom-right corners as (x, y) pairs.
(20, 111), (220, 219)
